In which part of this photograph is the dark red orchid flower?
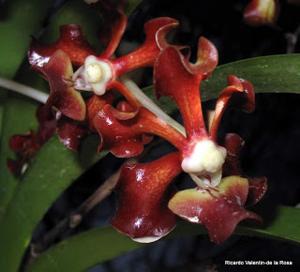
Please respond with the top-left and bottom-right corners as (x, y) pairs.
(7, 105), (55, 176)
(168, 132), (267, 244)
(29, 13), (180, 111)
(9, 10), (184, 175)
(111, 38), (267, 243)
(7, 103), (87, 176)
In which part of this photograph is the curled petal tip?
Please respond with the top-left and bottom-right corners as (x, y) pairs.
(248, 177), (268, 206)
(93, 104), (145, 158)
(42, 50), (86, 121)
(240, 78), (255, 112)
(154, 46), (206, 137)
(112, 17), (180, 75)
(192, 37), (218, 76)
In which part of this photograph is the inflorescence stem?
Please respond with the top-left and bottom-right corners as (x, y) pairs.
(0, 77), (48, 104)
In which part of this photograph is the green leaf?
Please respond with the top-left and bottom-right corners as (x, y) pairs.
(0, 0), (51, 78)
(28, 206), (300, 272)
(144, 54), (300, 115)
(202, 54), (300, 100)
(125, 0), (143, 15)
(0, 0), (53, 221)
(0, 136), (107, 272)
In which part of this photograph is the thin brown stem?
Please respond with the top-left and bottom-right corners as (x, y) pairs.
(30, 169), (121, 258)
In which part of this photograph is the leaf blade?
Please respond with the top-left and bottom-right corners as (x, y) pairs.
(28, 206), (300, 272)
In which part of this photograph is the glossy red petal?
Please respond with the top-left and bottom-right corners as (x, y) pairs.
(209, 75), (255, 140)
(57, 119), (88, 151)
(190, 37), (218, 77)
(86, 94), (114, 131)
(169, 176), (261, 244)
(154, 46), (206, 139)
(111, 100), (138, 120)
(93, 104), (145, 157)
(100, 12), (127, 58)
(9, 132), (36, 153)
(8, 105), (56, 176)
(222, 133), (244, 177)
(41, 50), (86, 121)
(93, 105), (185, 157)
(113, 17), (179, 76)
(28, 24), (94, 71)
(240, 78), (255, 113)
(244, 0), (279, 27)
(110, 140), (145, 158)
(248, 177), (268, 206)
(111, 152), (181, 242)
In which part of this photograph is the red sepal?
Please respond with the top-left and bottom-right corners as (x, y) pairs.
(41, 50), (86, 121)
(28, 24), (94, 71)
(209, 76), (255, 140)
(248, 177), (268, 206)
(57, 119), (88, 151)
(222, 133), (244, 177)
(113, 17), (179, 76)
(93, 105), (185, 157)
(7, 105), (56, 176)
(112, 152), (181, 242)
(154, 46), (206, 138)
(86, 94), (115, 131)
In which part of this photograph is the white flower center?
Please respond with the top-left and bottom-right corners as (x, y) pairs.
(181, 139), (226, 186)
(86, 63), (103, 83)
(73, 55), (113, 96)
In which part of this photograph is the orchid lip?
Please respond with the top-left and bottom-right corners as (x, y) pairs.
(73, 55), (113, 95)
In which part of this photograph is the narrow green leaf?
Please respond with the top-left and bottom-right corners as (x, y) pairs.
(28, 206), (300, 272)
(144, 54), (300, 115)
(0, 0), (50, 78)
(0, 0), (53, 221)
(41, 0), (102, 49)
(0, 136), (107, 272)
(203, 54), (300, 99)
(125, 0), (143, 15)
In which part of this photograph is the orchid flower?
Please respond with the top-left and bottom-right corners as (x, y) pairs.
(110, 38), (267, 243)
(9, 11), (182, 175)
(28, 13), (180, 112)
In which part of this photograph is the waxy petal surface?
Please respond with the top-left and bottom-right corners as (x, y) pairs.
(154, 46), (206, 138)
(169, 176), (261, 243)
(93, 105), (185, 157)
(29, 24), (94, 70)
(41, 50), (86, 121)
(112, 153), (181, 242)
(57, 120), (87, 151)
(113, 17), (179, 76)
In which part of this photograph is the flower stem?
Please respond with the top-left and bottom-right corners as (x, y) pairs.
(121, 77), (186, 136)
(30, 169), (121, 256)
(0, 77), (48, 104)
